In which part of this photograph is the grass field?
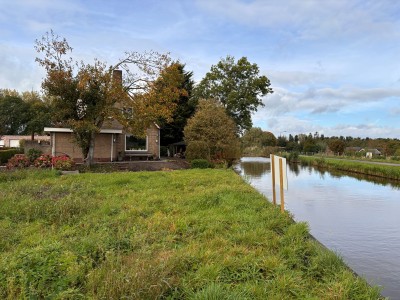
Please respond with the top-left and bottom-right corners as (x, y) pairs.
(299, 155), (400, 181)
(0, 169), (382, 299)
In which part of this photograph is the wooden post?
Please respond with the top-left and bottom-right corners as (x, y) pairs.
(279, 158), (284, 213)
(271, 154), (276, 205)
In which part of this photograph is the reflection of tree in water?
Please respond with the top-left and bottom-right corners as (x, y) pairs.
(240, 162), (270, 177)
(288, 163), (300, 176)
(307, 165), (400, 190)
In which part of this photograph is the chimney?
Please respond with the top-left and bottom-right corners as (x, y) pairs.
(112, 69), (122, 86)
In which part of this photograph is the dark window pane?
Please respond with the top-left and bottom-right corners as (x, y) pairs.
(126, 135), (147, 151)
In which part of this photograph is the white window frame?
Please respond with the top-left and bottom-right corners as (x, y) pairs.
(125, 134), (148, 152)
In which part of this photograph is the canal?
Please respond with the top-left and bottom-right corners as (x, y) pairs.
(236, 157), (400, 299)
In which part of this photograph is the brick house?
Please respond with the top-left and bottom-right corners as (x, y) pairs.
(43, 70), (162, 162)
(44, 123), (160, 163)
(0, 135), (50, 148)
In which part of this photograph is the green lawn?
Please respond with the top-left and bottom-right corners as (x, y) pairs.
(0, 169), (382, 299)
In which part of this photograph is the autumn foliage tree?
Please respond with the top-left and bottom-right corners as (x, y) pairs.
(35, 31), (184, 165)
(184, 99), (241, 163)
(159, 63), (195, 146)
(328, 139), (346, 155)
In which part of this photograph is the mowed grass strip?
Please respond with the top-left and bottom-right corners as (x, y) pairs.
(0, 169), (382, 299)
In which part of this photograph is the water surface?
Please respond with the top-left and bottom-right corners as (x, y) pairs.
(236, 157), (400, 299)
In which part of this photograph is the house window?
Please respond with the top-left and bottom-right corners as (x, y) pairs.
(10, 140), (20, 148)
(125, 135), (147, 151)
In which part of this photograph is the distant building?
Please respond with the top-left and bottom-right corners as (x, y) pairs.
(0, 135), (50, 148)
(359, 148), (382, 158)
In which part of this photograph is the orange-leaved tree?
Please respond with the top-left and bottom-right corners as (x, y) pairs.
(35, 30), (185, 165)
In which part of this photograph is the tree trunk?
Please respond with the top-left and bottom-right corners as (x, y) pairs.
(85, 131), (96, 166)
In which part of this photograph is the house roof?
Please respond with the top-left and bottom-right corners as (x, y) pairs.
(360, 148), (382, 154)
(44, 127), (122, 134)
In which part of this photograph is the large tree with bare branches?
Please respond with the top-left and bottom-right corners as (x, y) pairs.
(35, 30), (185, 165)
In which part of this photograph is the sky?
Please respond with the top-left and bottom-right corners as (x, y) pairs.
(1, 0), (400, 139)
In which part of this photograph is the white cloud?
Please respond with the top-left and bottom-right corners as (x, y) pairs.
(196, 0), (400, 41)
(324, 124), (400, 139)
(267, 70), (324, 87)
(254, 113), (400, 139)
(254, 115), (319, 136)
(257, 85), (400, 117)
(0, 43), (44, 91)
(308, 87), (400, 101)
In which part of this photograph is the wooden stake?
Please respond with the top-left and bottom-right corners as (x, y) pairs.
(271, 154), (276, 205)
(279, 158), (284, 213)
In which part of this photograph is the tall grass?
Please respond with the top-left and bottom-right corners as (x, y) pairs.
(299, 156), (400, 180)
(0, 169), (383, 299)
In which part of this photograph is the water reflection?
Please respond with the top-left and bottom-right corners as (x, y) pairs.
(240, 161), (270, 177)
(236, 157), (400, 298)
(238, 157), (400, 190)
(288, 163), (300, 176)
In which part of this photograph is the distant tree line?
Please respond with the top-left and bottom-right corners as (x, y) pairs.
(240, 129), (400, 158)
(275, 132), (400, 157)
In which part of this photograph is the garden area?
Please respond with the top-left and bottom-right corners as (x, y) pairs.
(0, 148), (75, 171)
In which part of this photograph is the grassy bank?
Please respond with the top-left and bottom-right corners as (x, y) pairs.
(299, 155), (400, 181)
(0, 169), (382, 299)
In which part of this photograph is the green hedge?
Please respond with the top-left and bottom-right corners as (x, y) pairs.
(191, 159), (211, 169)
(0, 149), (24, 164)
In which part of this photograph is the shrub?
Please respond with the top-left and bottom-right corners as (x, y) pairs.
(186, 141), (210, 160)
(374, 155), (385, 160)
(52, 155), (75, 171)
(27, 148), (43, 163)
(0, 149), (24, 164)
(34, 154), (53, 168)
(6, 154), (30, 169)
(184, 99), (241, 161)
(191, 159), (211, 169)
(18, 139), (26, 148)
(288, 152), (299, 163)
